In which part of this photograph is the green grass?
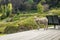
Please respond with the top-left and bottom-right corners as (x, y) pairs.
(0, 34), (5, 36)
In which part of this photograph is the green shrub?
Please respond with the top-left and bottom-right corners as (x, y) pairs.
(18, 17), (36, 29)
(49, 9), (60, 15)
(0, 13), (47, 34)
(4, 26), (18, 34)
(4, 22), (18, 34)
(0, 22), (18, 34)
(18, 17), (45, 30)
(37, 3), (44, 14)
(0, 22), (7, 33)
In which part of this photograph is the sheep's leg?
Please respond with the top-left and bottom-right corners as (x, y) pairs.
(37, 23), (40, 30)
(36, 24), (40, 30)
(36, 22), (40, 30)
(44, 25), (47, 30)
(37, 25), (40, 30)
(44, 23), (48, 30)
(44, 25), (45, 30)
(45, 24), (48, 30)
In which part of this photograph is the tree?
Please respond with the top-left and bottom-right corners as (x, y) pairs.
(46, 0), (60, 8)
(0, 5), (7, 19)
(23, 2), (32, 11)
(28, 0), (34, 4)
(41, 0), (46, 4)
(7, 2), (12, 17)
(0, 2), (12, 20)
(37, 3), (44, 14)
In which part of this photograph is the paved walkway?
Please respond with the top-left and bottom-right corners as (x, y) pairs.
(0, 26), (60, 40)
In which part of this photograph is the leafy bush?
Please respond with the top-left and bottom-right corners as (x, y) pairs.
(37, 3), (44, 14)
(18, 17), (37, 29)
(18, 16), (45, 30)
(4, 26), (18, 34)
(0, 22), (7, 33)
(4, 22), (19, 34)
(28, 0), (34, 4)
(0, 3), (12, 20)
(49, 9), (60, 15)
(0, 13), (48, 34)
(0, 22), (18, 34)
(12, 13), (47, 23)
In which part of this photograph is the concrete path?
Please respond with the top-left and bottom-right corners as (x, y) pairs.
(0, 26), (60, 40)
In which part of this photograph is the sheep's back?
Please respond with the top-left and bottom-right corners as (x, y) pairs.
(39, 17), (48, 24)
(35, 17), (48, 24)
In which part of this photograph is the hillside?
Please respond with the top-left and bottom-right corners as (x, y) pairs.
(0, 0), (60, 34)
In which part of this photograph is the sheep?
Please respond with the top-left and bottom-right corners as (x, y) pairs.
(34, 16), (48, 30)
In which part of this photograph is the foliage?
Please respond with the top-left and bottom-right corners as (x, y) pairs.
(0, 3), (12, 20)
(1, 5), (6, 15)
(0, 22), (18, 34)
(18, 16), (46, 30)
(6, 3), (12, 17)
(0, 34), (5, 36)
(0, 13), (47, 34)
(0, 22), (7, 33)
(0, 0), (60, 34)
(0, 0), (60, 12)
(24, 2), (32, 11)
(18, 17), (37, 29)
(8, 3), (12, 11)
(4, 26), (18, 34)
(37, 3), (44, 14)
(40, 0), (46, 4)
(49, 9), (60, 15)
(28, 0), (34, 4)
